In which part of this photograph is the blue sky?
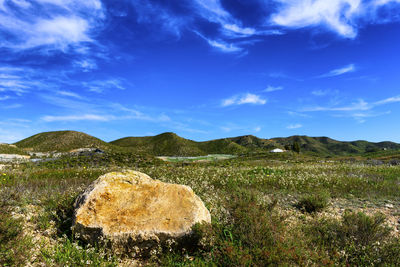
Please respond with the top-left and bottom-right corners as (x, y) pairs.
(1, 0), (400, 143)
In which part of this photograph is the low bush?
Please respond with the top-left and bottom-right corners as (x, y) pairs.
(295, 191), (330, 213)
(306, 210), (400, 265)
(0, 208), (32, 266)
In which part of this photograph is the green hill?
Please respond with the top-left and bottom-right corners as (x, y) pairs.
(0, 143), (28, 155)
(112, 133), (400, 156)
(12, 130), (400, 156)
(14, 131), (116, 152)
(112, 133), (253, 156)
(111, 132), (205, 156)
(226, 135), (281, 151)
(198, 138), (248, 154)
(271, 136), (400, 155)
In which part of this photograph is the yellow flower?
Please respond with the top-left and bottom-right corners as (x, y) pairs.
(2, 173), (6, 176)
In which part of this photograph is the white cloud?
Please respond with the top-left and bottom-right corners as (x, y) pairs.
(207, 39), (243, 53)
(254, 126), (261, 132)
(312, 89), (330, 96)
(265, 85), (283, 92)
(303, 95), (400, 113)
(238, 94), (266, 105)
(42, 114), (112, 122)
(73, 59), (98, 72)
(190, 0), (281, 51)
(1, 103), (22, 109)
(270, 0), (400, 38)
(223, 24), (256, 36)
(302, 99), (369, 112)
(301, 94), (400, 122)
(287, 123), (303, 129)
(319, 64), (356, 78)
(222, 93), (266, 107)
(0, 0), (104, 52)
(374, 0), (400, 6)
(195, 31), (243, 53)
(271, 0), (362, 38)
(374, 95), (400, 105)
(85, 79), (126, 93)
(288, 111), (311, 118)
(57, 91), (82, 99)
(0, 95), (10, 101)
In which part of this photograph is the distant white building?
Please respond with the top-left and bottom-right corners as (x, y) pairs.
(270, 148), (284, 153)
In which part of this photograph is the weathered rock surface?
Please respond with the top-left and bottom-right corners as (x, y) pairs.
(72, 170), (211, 256)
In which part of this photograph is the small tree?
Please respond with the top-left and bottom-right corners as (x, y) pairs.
(293, 141), (301, 153)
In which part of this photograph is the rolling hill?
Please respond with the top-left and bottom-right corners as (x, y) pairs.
(14, 131), (116, 152)
(111, 132), (206, 156)
(271, 135), (400, 155)
(12, 130), (400, 156)
(112, 133), (258, 156)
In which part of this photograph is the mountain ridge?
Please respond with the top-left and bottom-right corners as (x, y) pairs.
(12, 130), (400, 156)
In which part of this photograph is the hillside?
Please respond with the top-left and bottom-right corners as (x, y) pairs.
(0, 143), (27, 155)
(111, 132), (205, 156)
(12, 131), (400, 156)
(14, 131), (116, 152)
(271, 136), (400, 155)
(198, 138), (248, 155)
(112, 133), (258, 156)
(226, 135), (281, 150)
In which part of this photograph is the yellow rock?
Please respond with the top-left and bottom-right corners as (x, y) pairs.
(72, 170), (211, 256)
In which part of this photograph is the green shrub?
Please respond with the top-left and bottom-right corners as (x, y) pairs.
(0, 208), (32, 266)
(295, 191), (330, 213)
(306, 211), (400, 265)
(36, 192), (77, 237)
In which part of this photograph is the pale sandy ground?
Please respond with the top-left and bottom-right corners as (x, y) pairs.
(0, 154), (30, 162)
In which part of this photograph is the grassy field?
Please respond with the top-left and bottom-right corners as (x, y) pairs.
(1, 152), (400, 266)
(158, 154), (237, 162)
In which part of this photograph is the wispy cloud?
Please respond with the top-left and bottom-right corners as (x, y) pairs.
(301, 95), (400, 122)
(42, 114), (112, 122)
(312, 90), (330, 96)
(220, 123), (263, 134)
(374, 96), (400, 105)
(333, 111), (392, 123)
(270, 0), (400, 38)
(84, 79), (127, 93)
(271, 0), (362, 38)
(287, 123), (303, 129)
(318, 64), (356, 78)
(222, 93), (266, 107)
(73, 59), (98, 72)
(302, 99), (369, 112)
(195, 31), (243, 53)
(1, 103), (22, 109)
(57, 91), (82, 99)
(288, 111), (311, 118)
(264, 85), (283, 92)
(207, 39), (243, 53)
(0, 0), (104, 52)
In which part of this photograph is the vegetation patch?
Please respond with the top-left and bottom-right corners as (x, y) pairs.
(295, 190), (330, 213)
(1, 148), (400, 265)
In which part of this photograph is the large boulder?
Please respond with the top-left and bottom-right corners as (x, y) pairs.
(72, 170), (211, 256)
